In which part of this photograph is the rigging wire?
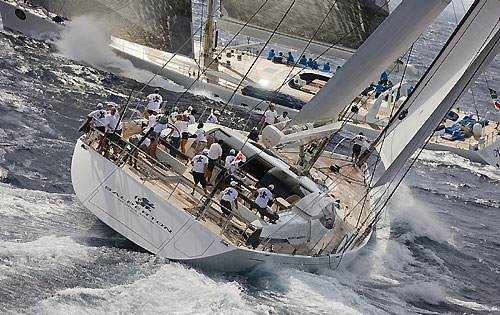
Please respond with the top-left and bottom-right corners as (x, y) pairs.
(216, 0), (297, 114)
(171, 0), (272, 108)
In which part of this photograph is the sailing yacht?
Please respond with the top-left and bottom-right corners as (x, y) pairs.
(70, 0), (500, 271)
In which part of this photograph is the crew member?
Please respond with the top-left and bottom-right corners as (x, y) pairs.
(189, 123), (207, 155)
(206, 110), (221, 124)
(312, 61), (319, 70)
(254, 184), (279, 223)
(380, 71), (388, 85)
(168, 106), (179, 125)
(248, 127), (259, 142)
(219, 180), (240, 226)
(191, 149), (209, 195)
(87, 103), (107, 133)
(350, 132), (371, 164)
(145, 88), (163, 118)
(206, 139), (223, 183)
(216, 149), (236, 189)
(278, 111), (290, 122)
(129, 132), (153, 168)
(260, 103), (278, 127)
(323, 62), (331, 71)
(299, 55), (307, 65)
(287, 52), (294, 63)
(306, 58), (314, 68)
(104, 106), (123, 158)
(267, 49), (275, 60)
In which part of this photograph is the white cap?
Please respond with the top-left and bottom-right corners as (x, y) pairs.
(96, 103), (103, 109)
(202, 149), (209, 155)
(188, 106), (193, 111)
(214, 110), (221, 115)
(173, 106), (179, 111)
(230, 181), (238, 187)
(229, 149), (236, 155)
(107, 102), (117, 107)
(268, 184), (274, 190)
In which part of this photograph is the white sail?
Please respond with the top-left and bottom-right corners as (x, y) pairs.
(290, 0), (450, 126)
(374, 0), (500, 186)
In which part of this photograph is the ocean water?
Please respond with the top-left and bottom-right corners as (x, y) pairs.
(1, 2), (500, 314)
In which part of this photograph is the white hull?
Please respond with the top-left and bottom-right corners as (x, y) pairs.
(71, 137), (372, 272)
(0, 1), (63, 39)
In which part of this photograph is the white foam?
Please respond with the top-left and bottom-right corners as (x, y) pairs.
(55, 16), (184, 93)
(448, 297), (500, 312)
(398, 282), (447, 305)
(388, 184), (451, 243)
(30, 263), (268, 315)
(0, 235), (88, 281)
(419, 149), (500, 182)
(0, 183), (80, 217)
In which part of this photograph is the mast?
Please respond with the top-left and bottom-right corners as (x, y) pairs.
(202, 0), (216, 68)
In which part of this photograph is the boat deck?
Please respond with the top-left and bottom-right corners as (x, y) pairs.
(83, 125), (374, 256)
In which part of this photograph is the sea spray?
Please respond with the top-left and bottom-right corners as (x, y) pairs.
(55, 16), (184, 93)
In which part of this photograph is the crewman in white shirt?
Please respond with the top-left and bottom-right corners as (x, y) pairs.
(206, 110), (221, 124)
(191, 149), (209, 195)
(254, 184), (279, 223)
(189, 123), (207, 155)
(349, 132), (371, 164)
(87, 103), (107, 133)
(206, 139), (223, 183)
(145, 88), (163, 118)
(260, 103), (278, 127)
(278, 111), (290, 123)
(219, 180), (241, 226)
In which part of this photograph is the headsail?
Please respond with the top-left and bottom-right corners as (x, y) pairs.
(290, 0), (451, 126)
(373, 0), (500, 187)
(219, 0), (389, 55)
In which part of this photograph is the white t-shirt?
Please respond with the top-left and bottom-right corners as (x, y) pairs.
(135, 134), (151, 148)
(278, 115), (290, 123)
(206, 114), (219, 124)
(153, 119), (167, 133)
(224, 155), (236, 170)
(171, 120), (188, 137)
(187, 114), (196, 125)
(195, 128), (207, 142)
(353, 135), (369, 146)
(192, 154), (208, 173)
(105, 113), (122, 132)
(88, 109), (107, 127)
(147, 93), (162, 110)
(264, 109), (278, 124)
(208, 143), (222, 160)
(169, 112), (178, 125)
(255, 187), (273, 208)
(221, 187), (238, 202)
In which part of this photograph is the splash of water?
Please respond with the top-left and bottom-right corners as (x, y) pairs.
(55, 16), (184, 93)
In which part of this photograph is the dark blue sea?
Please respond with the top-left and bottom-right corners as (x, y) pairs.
(0, 1), (499, 314)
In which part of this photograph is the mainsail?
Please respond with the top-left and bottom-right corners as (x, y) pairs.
(219, 0), (388, 55)
(374, 0), (500, 186)
(289, 0), (451, 126)
(31, 0), (193, 56)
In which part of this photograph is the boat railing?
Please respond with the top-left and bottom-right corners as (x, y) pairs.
(82, 126), (255, 245)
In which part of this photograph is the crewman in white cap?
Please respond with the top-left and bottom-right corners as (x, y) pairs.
(254, 184), (279, 223)
(206, 110), (221, 124)
(87, 103), (107, 133)
(219, 180), (240, 226)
